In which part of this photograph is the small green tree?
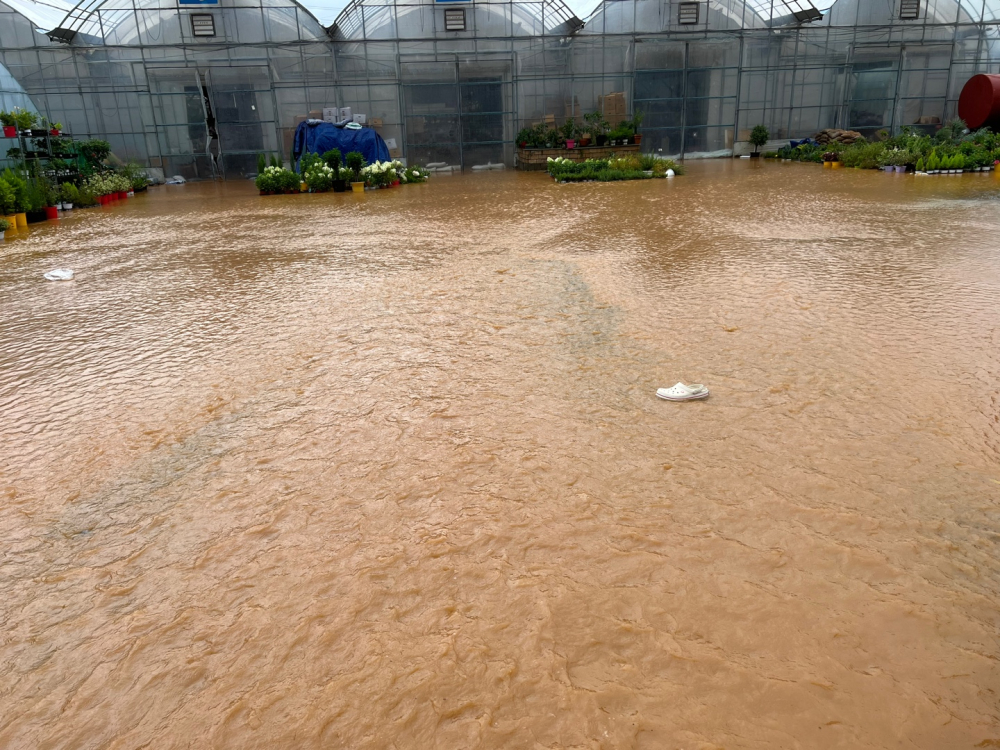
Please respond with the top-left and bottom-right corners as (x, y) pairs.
(346, 151), (366, 180)
(322, 149), (342, 170)
(749, 124), (770, 154)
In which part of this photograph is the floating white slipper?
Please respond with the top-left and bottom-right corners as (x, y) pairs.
(43, 269), (75, 281)
(656, 382), (709, 401)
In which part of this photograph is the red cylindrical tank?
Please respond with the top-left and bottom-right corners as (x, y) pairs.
(958, 74), (1000, 129)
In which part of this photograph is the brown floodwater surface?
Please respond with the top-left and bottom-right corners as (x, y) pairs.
(2, 161), (999, 749)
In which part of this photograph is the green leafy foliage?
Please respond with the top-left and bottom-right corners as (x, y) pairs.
(345, 151), (366, 179)
(750, 125), (770, 149)
(546, 155), (683, 182)
(0, 178), (14, 215)
(1, 169), (30, 212)
(77, 139), (112, 171)
(322, 149), (342, 170)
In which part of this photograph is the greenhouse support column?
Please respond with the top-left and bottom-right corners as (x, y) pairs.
(733, 34), (744, 154)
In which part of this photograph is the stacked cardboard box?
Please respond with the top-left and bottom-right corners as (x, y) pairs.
(598, 92), (627, 126)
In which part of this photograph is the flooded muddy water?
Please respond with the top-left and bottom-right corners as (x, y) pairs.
(2, 160), (999, 749)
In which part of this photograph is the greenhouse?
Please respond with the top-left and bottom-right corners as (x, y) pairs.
(1, 0), (1000, 175)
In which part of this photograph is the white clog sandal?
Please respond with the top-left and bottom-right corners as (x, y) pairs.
(43, 269), (75, 281)
(656, 382), (709, 401)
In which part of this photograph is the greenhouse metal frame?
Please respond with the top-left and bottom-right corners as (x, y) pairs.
(1, 0), (999, 175)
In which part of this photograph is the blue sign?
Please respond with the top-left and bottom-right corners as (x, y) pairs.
(179, 0), (219, 6)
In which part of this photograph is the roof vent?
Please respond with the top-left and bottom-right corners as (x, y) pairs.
(190, 13), (216, 36)
(899, 0), (919, 19)
(678, 2), (699, 24)
(444, 8), (466, 31)
(793, 7), (822, 21)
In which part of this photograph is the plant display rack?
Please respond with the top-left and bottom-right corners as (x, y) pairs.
(2, 129), (86, 183)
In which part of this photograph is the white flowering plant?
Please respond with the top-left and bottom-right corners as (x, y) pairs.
(255, 165), (299, 192)
(304, 162), (334, 191)
(361, 160), (397, 188)
(403, 166), (428, 183)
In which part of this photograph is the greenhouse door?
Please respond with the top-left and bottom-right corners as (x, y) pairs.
(204, 67), (279, 179)
(146, 68), (215, 180)
(633, 40), (739, 157)
(401, 58), (512, 169)
(845, 47), (902, 138)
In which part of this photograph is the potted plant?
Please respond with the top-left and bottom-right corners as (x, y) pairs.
(255, 166), (277, 194)
(304, 161), (334, 192)
(584, 111), (608, 147)
(0, 217), (9, 241)
(323, 149), (346, 191)
(346, 151), (366, 192)
(0, 175), (17, 230)
(630, 111), (644, 145)
(749, 124), (769, 157)
(50, 122), (62, 136)
(60, 182), (78, 209)
(0, 111), (15, 138)
(560, 119), (577, 149)
(3, 169), (30, 227)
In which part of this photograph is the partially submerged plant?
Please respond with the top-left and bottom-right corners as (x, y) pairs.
(749, 124), (770, 154)
(345, 151), (366, 181)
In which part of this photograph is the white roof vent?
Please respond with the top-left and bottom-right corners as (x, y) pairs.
(678, 2), (699, 24)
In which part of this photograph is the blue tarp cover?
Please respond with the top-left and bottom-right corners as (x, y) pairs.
(293, 121), (390, 167)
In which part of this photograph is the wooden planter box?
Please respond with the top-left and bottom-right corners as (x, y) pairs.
(517, 144), (641, 171)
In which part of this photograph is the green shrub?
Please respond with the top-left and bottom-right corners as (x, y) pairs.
(60, 182), (80, 204)
(2, 169), (30, 212)
(345, 151), (366, 179)
(0, 177), (14, 215)
(322, 149), (342, 170)
(749, 124), (769, 151)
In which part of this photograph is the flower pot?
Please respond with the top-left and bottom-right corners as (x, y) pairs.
(392, 180), (400, 187)
(351, 181), (365, 193)
(26, 210), (46, 223)
(831, 162), (842, 169)
(333, 180), (347, 193)
(300, 181), (308, 192)
(518, 142), (527, 148)
(596, 135), (608, 147)
(823, 161), (832, 168)
(2, 126), (15, 138)
(565, 139), (576, 149)
(45, 206), (59, 220)
(633, 134), (642, 145)
(4, 215), (17, 232)
(30, 129), (47, 137)
(579, 135), (592, 147)
(64, 203), (73, 210)
(15, 212), (27, 228)
(50, 129), (60, 136)
(895, 165), (906, 173)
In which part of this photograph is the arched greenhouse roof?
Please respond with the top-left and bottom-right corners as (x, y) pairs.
(330, 0), (583, 40)
(49, 0), (329, 44)
(582, 0), (827, 34)
(3, 0), (73, 31)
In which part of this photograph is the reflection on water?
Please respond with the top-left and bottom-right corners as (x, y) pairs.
(2, 161), (999, 749)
